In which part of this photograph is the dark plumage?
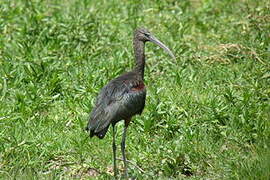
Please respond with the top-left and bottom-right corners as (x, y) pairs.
(86, 28), (175, 177)
(87, 71), (146, 139)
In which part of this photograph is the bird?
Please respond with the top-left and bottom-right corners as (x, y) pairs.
(86, 27), (175, 178)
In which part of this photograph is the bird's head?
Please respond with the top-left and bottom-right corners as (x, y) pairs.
(134, 27), (175, 59)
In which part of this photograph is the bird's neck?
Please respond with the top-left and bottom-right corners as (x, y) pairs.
(133, 39), (145, 79)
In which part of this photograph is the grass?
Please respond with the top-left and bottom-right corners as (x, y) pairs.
(0, 0), (269, 179)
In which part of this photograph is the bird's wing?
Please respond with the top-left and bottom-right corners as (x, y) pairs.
(88, 79), (132, 133)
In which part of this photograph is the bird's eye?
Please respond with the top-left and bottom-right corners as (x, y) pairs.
(144, 33), (150, 37)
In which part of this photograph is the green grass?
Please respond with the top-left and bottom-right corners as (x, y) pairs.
(0, 0), (269, 179)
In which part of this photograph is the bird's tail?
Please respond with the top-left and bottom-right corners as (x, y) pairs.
(86, 123), (110, 139)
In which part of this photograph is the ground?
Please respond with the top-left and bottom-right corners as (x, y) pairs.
(0, 0), (269, 179)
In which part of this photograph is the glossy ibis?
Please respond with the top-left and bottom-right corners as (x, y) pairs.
(86, 28), (175, 177)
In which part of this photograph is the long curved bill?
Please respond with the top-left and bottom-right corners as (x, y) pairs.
(149, 35), (176, 59)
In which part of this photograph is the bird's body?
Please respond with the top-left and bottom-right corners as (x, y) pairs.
(86, 28), (175, 178)
(87, 70), (146, 139)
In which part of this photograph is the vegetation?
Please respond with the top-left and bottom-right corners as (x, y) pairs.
(0, 0), (269, 179)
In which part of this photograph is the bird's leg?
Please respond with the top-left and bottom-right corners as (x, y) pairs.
(112, 125), (118, 177)
(121, 119), (131, 178)
(121, 126), (128, 178)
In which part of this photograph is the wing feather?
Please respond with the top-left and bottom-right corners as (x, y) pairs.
(86, 72), (146, 138)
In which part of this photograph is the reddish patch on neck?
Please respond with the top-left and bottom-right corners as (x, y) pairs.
(131, 82), (145, 91)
